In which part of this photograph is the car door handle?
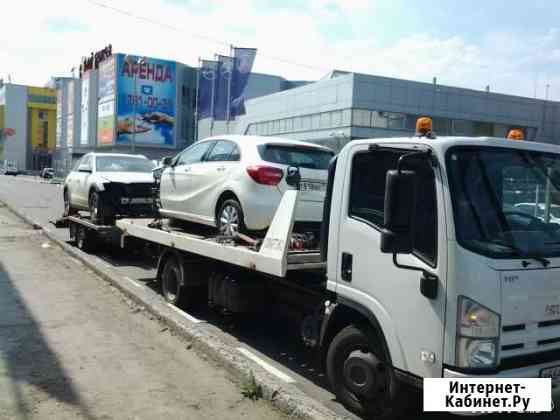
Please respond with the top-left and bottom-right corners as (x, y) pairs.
(217, 166), (226, 171)
(183, 167), (191, 173)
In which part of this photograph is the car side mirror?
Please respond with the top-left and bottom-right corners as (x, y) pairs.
(78, 165), (92, 173)
(285, 166), (301, 188)
(380, 169), (417, 254)
(162, 156), (173, 166)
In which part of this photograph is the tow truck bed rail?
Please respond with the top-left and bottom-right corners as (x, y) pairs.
(117, 191), (324, 278)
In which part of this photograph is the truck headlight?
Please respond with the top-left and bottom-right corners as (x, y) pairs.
(456, 296), (500, 369)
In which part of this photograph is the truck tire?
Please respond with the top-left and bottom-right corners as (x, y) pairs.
(89, 190), (114, 225)
(161, 255), (193, 309)
(326, 324), (405, 418)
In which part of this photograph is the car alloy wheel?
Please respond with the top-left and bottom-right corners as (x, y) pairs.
(219, 204), (240, 236)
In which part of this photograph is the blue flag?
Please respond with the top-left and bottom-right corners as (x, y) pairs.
(198, 60), (218, 119)
(213, 55), (234, 121)
(230, 48), (257, 118)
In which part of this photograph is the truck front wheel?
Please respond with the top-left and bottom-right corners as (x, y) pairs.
(326, 325), (405, 418)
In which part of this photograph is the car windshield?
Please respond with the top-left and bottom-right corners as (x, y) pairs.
(447, 146), (560, 259)
(258, 144), (334, 170)
(96, 156), (155, 173)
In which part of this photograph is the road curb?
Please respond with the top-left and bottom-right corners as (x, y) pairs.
(1, 200), (346, 420)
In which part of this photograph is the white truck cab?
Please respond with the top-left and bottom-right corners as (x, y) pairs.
(320, 127), (560, 415)
(112, 122), (560, 418)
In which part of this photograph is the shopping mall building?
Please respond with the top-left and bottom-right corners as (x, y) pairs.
(0, 83), (57, 171)
(198, 71), (560, 151)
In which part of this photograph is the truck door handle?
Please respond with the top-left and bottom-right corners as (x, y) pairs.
(341, 252), (353, 282)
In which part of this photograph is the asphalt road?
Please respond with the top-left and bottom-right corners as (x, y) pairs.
(1, 174), (559, 419)
(0, 202), (288, 420)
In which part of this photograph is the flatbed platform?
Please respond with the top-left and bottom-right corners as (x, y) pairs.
(117, 191), (325, 278)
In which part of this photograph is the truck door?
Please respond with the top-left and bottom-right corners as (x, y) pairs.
(335, 144), (447, 378)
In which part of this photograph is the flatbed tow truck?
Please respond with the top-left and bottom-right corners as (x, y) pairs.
(62, 122), (560, 418)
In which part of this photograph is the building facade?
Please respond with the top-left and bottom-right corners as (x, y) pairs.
(51, 52), (198, 175)
(199, 72), (560, 151)
(0, 83), (57, 171)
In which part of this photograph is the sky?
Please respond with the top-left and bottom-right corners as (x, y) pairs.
(1, 0), (559, 100)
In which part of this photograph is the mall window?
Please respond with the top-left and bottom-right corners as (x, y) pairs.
(286, 118), (293, 132)
(452, 119), (474, 136)
(372, 111), (388, 128)
(320, 112), (331, 129)
(352, 109), (372, 127)
(331, 110), (342, 127)
(342, 109), (352, 126)
(473, 121), (493, 136)
(387, 112), (406, 130)
(433, 117), (451, 135)
(312, 114), (321, 129)
(302, 115), (312, 130)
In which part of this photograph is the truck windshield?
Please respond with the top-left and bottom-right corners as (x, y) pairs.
(447, 146), (560, 259)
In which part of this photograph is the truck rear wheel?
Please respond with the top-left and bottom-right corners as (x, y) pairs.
(326, 324), (404, 418)
(161, 255), (193, 309)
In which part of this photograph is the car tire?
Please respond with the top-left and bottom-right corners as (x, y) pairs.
(89, 190), (114, 225)
(326, 324), (406, 419)
(217, 199), (246, 237)
(63, 189), (78, 217)
(75, 225), (97, 253)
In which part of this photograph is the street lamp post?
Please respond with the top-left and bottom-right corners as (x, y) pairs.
(125, 55), (146, 154)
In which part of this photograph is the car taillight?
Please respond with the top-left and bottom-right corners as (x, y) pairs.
(246, 165), (284, 186)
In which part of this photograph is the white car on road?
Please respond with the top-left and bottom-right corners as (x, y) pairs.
(63, 153), (156, 224)
(159, 136), (334, 235)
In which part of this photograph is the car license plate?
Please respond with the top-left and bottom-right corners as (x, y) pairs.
(300, 181), (325, 192)
(540, 365), (560, 383)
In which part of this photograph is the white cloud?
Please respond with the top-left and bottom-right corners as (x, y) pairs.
(0, 0), (558, 101)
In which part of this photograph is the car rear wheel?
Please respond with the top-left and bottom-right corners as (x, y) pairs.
(89, 191), (114, 225)
(217, 199), (246, 237)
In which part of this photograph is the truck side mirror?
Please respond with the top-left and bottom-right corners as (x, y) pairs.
(380, 169), (417, 254)
(162, 156), (173, 166)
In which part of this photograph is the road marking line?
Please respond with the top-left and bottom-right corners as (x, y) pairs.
(237, 347), (296, 383)
(166, 303), (205, 324)
(124, 276), (144, 289)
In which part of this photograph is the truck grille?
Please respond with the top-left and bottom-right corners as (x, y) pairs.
(500, 320), (560, 367)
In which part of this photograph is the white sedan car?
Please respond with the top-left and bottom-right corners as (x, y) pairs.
(159, 136), (334, 235)
(63, 153), (156, 224)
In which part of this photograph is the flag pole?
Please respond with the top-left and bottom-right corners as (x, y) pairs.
(210, 54), (217, 136)
(226, 45), (234, 130)
(194, 57), (200, 143)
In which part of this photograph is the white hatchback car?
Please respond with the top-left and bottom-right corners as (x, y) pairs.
(159, 136), (334, 235)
